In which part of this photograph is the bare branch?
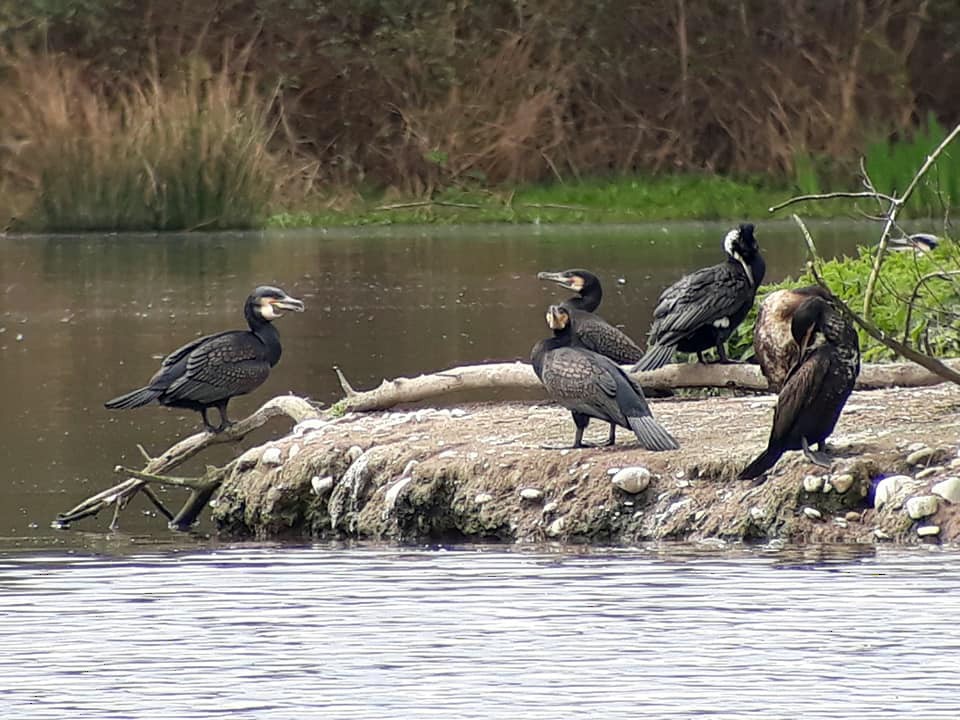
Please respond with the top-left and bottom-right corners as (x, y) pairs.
(903, 270), (960, 343)
(768, 190), (897, 213)
(55, 394), (320, 528)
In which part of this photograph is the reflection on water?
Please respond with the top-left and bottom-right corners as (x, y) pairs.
(0, 543), (958, 719)
(1, 221), (870, 541)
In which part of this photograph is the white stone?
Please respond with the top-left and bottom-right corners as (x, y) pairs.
(874, 528), (891, 540)
(932, 477), (960, 504)
(907, 441), (926, 452)
(750, 506), (766, 522)
(474, 493), (493, 504)
(607, 467), (621, 476)
(384, 476), (413, 510)
(917, 525), (941, 537)
(874, 475), (910, 509)
(438, 450), (458, 459)
(906, 495), (939, 520)
(845, 511), (861, 522)
(694, 510), (707, 522)
(611, 467), (652, 494)
(311, 475), (334, 495)
(345, 445), (364, 463)
(833, 517), (848, 528)
(542, 501), (559, 514)
(949, 457), (960, 470)
(261, 447), (283, 466)
(414, 409), (436, 422)
(519, 488), (543, 501)
(546, 516), (566, 537)
(450, 408), (468, 418)
(288, 444), (300, 460)
(802, 475), (824, 493)
(822, 480), (833, 494)
(677, 479), (690, 488)
(916, 466), (941, 480)
(830, 473), (855, 494)
(803, 506), (822, 520)
(906, 447), (934, 465)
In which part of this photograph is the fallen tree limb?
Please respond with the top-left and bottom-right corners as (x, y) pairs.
(54, 394), (320, 530)
(332, 359), (960, 413)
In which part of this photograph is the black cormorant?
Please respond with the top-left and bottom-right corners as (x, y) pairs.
(105, 286), (305, 432)
(633, 223), (765, 372)
(531, 305), (679, 451)
(739, 295), (860, 481)
(754, 285), (832, 390)
(537, 269), (643, 363)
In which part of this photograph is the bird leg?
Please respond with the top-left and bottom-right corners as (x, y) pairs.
(199, 408), (219, 433)
(214, 402), (235, 433)
(802, 437), (832, 467)
(604, 423), (617, 446)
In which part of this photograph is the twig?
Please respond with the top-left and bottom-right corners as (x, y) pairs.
(373, 200), (482, 211)
(902, 270), (960, 343)
(334, 365), (357, 396)
(768, 191), (898, 213)
(862, 122), (960, 316)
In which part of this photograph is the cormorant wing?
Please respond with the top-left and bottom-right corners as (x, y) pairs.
(650, 263), (751, 342)
(164, 331), (270, 404)
(771, 350), (828, 442)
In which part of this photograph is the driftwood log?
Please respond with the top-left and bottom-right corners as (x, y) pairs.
(334, 358), (960, 413)
(55, 395), (319, 531)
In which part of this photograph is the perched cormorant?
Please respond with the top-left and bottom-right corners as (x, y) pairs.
(633, 223), (765, 372)
(739, 295), (860, 481)
(531, 305), (679, 451)
(754, 285), (833, 390)
(536, 268), (643, 363)
(105, 286), (305, 432)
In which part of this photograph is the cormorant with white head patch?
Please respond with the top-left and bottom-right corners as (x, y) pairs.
(633, 223), (765, 372)
(105, 286), (305, 432)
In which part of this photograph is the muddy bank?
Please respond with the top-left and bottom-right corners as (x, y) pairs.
(211, 384), (960, 545)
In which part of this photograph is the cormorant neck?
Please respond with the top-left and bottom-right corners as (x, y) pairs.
(569, 282), (602, 312)
(246, 306), (283, 366)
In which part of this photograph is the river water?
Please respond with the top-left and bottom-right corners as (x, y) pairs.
(4, 221), (952, 719)
(2, 543), (958, 719)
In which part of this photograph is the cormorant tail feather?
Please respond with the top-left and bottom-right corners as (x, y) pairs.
(632, 343), (675, 373)
(104, 387), (161, 410)
(627, 415), (679, 452)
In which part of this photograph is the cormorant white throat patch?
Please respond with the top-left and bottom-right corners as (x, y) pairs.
(259, 299), (281, 320)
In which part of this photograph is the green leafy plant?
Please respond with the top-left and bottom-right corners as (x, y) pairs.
(727, 241), (960, 363)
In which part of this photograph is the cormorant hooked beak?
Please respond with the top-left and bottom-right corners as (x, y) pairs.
(259, 294), (305, 319)
(538, 270), (584, 293)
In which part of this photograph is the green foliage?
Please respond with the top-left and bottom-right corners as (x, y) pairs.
(267, 174), (837, 227)
(727, 241), (960, 363)
(864, 114), (960, 218)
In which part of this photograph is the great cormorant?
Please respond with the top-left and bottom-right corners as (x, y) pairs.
(536, 269), (643, 363)
(105, 286), (305, 432)
(633, 223), (765, 372)
(754, 285), (833, 390)
(739, 295), (860, 481)
(531, 305), (679, 451)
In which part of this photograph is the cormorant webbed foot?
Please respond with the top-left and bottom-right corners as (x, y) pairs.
(802, 437), (832, 468)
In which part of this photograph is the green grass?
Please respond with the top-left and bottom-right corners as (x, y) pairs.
(727, 241), (960, 363)
(267, 174), (854, 228)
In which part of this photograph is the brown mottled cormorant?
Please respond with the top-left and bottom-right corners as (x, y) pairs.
(531, 305), (679, 451)
(537, 269), (643, 363)
(739, 295), (860, 481)
(105, 286), (305, 432)
(754, 285), (833, 390)
(633, 223), (765, 371)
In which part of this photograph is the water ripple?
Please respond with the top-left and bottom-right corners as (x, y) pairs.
(0, 545), (958, 719)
